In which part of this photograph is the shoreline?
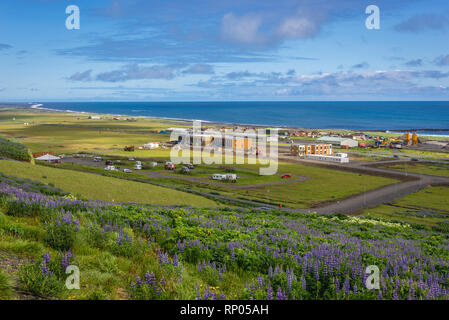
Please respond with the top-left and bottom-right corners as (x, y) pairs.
(3, 102), (449, 137)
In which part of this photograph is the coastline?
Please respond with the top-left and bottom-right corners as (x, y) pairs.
(3, 102), (449, 137)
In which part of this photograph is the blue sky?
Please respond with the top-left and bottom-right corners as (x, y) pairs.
(1, 0), (449, 101)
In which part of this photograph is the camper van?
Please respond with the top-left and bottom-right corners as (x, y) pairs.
(104, 165), (117, 171)
(212, 174), (226, 181)
(212, 174), (237, 182)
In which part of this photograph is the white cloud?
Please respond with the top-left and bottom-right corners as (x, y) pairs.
(221, 13), (265, 44)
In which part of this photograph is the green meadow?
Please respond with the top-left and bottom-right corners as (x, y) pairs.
(0, 161), (219, 207)
(380, 162), (449, 177)
(363, 186), (449, 227)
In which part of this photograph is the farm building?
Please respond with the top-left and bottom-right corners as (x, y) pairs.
(316, 137), (358, 148)
(33, 151), (54, 158)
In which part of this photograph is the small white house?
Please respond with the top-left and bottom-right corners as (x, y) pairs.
(35, 154), (61, 163)
(143, 142), (159, 150)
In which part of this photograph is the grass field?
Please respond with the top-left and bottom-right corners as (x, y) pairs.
(380, 162), (449, 177)
(0, 160), (219, 207)
(362, 186), (449, 227)
(233, 163), (398, 208)
(131, 162), (398, 208)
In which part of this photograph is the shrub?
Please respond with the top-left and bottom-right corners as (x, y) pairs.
(129, 271), (169, 300)
(0, 269), (14, 299)
(19, 253), (65, 297)
(0, 135), (31, 162)
(44, 214), (79, 251)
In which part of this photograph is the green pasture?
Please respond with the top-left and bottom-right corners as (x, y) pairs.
(0, 160), (219, 207)
(362, 186), (449, 227)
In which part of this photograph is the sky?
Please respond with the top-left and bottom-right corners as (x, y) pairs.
(1, 0), (449, 101)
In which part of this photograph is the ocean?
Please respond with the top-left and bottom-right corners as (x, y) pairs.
(30, 101), (449, 133)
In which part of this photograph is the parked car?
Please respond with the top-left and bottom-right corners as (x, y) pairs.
(94, 156), (102, 162)
(411, 158), (419, 161)
(134, 164), (142, 170)
(181, 166), (190, 174)
(281, 174), (292, 178)
(104, 165), (117, 171)
(123, 168), (132, 173)
(128, 157), (135, 161)
(105, 160), (113, 165)
(165, 162), (176, 170)
(393, 155), (400, 158)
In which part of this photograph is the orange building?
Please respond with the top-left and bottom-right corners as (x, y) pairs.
(305, 144), (332, 156)
(291, 144), (332, 157)
(232, 138), (252, 150)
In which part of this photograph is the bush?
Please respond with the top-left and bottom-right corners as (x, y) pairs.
(0, 135), (31, 162)
(19, 254), (65, 297)
(0, 269), (14, 299)
(44, 217), (78, 251)
(129, 271), (169, 300)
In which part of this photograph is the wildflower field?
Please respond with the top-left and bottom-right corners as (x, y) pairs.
(0, 174), (448, 300)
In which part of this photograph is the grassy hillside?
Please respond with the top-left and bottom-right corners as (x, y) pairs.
(0, 135), (31, 162)
(0, 160), (218, 207)
(0, 178), (447, 300)
(363, 186), (449, 227)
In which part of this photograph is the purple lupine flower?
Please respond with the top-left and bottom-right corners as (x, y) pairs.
(266, 282), (273, 300)
(276, 287), (287, 300)
(135, 276), (142, 288)
(343, 277), (350, 295)
(173, 253), (179, 267)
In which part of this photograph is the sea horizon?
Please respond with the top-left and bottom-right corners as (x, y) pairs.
(5, 101), (449, 134)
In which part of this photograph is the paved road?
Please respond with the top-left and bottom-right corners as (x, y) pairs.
(279, 156), (449, 214)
